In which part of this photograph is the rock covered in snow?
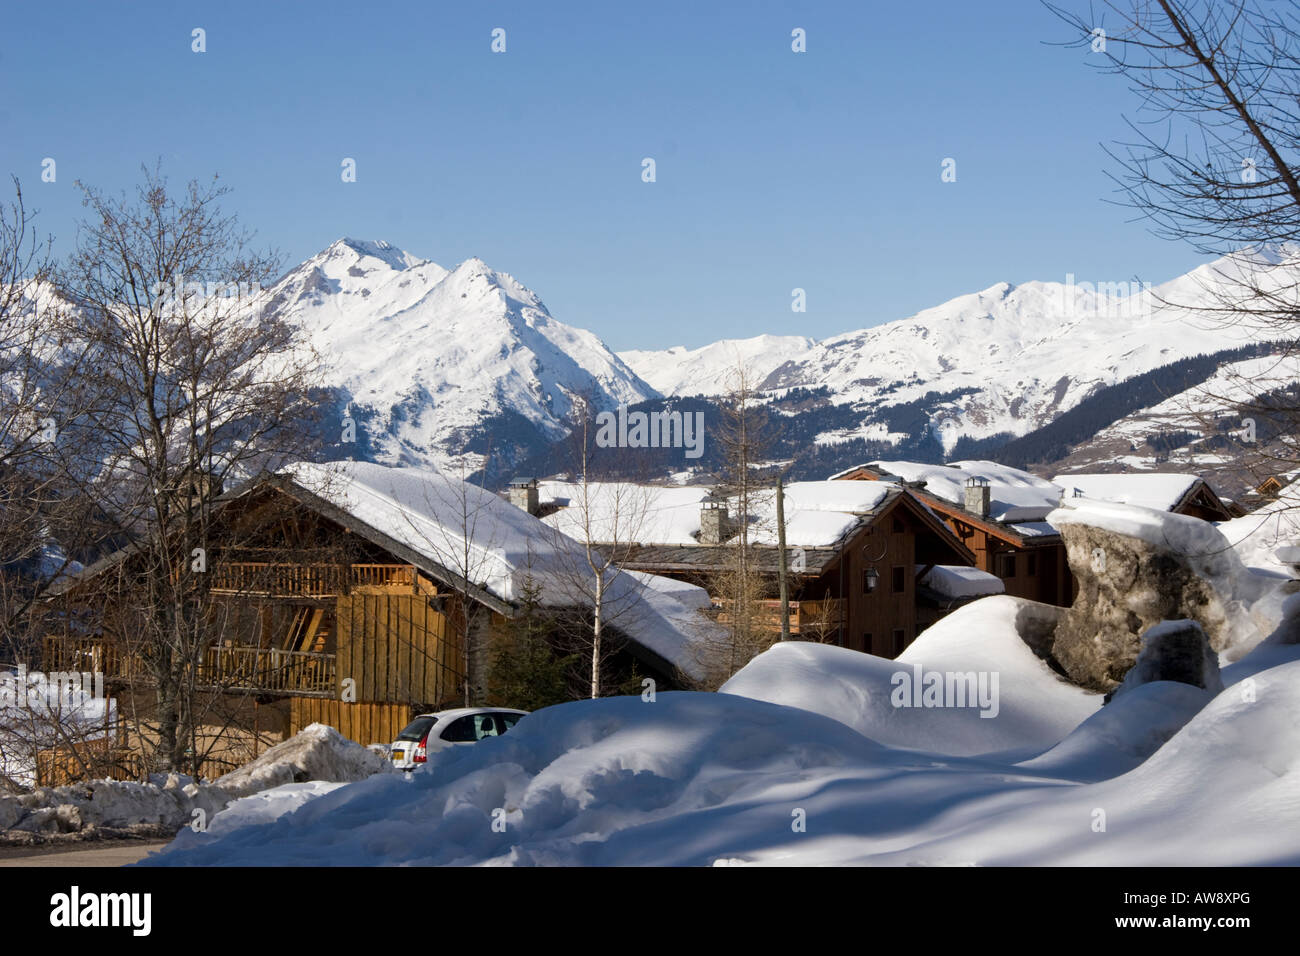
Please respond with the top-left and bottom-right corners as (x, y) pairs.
(1108, 620), (1224, 703)
(1048, 498), (1268, 691)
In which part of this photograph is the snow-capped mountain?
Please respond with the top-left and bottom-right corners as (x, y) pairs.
(620, 253), (1288, 455)
(618, 334), (815, 397)
(242, 240), (1290, 483)
(269, 239), (657, 477)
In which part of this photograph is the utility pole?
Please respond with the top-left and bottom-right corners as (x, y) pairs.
(776, 477), (790, 641)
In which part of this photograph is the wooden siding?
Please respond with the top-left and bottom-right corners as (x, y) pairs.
(335, 592), (462, 706)
(288, 697), (414, 747)
(36, 737), (144, 787)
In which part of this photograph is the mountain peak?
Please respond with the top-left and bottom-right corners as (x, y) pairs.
(324, 237), (426, 272)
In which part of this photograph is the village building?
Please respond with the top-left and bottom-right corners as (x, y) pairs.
(832, 461), (1074, 606)
(530, 478), (999, 659)
(1052, 472), (1236, 521)
(39, 462), (710, 765)
(834, 460), (1242, 608)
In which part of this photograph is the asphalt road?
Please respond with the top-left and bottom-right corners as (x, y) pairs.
(0, 839), (170, 867)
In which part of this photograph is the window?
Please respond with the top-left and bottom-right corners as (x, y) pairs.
(863, 633), (872, 652)
(891, 629), (906, 656)
(995, 552), (1016, 578)
(891, 565), (906, 592)
(440, 715), (478, 742)
(396, 716), (437, 742)
(1026, 553), (1038, 576)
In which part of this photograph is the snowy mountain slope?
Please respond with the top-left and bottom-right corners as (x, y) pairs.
(269, 238), (658, 477)
(622, 253), (1292, 456)
(618, 334), (815, 397)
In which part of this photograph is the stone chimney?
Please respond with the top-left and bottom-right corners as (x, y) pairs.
(964, 475), (991, 519)
(699, 491), (731, 545)
(508, 476), (540, 516)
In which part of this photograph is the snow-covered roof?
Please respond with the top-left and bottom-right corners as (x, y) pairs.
(539, 479), (896, 550)
(868, 460), (1062, 522)
(1053, 472), (1202, 513)
(285, 462), (714, 678)
(917, 564), (1005, 600)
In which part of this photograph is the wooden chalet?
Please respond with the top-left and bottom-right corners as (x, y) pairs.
(40, 463), (701, 756)
(537, 479), (990, 659)
(833, 462), (1074, 607)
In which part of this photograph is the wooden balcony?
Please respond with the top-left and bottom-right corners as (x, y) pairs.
(201, 644), (336, 695)
(207, 562), (418, 598)
(714, 598), (845, 637)
(43, 636), (338, 699)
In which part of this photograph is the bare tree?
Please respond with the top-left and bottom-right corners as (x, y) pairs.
(546, 393), (654, 698)
(708, 360), (778, 676)
(0, 178), (110, 662)
(1046, 0), (1300, 489)
(52, 165), (322, 773)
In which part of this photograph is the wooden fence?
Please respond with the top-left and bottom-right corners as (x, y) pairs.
(289, 697), (414, 748)
(35, 736), (145, 787)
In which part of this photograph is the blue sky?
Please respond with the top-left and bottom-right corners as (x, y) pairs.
(1, 1), (1212, 351)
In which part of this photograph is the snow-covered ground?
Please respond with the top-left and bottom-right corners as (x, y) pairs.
(135, 581), (1300, 867)
(0, 723), (388, 838)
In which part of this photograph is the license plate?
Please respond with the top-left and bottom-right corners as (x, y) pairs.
(392, 750), (404, 761)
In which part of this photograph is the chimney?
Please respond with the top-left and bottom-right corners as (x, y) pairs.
(508, 476), (540, 516)
(699, 491), (731, 545)
(963, 475), (991, 519)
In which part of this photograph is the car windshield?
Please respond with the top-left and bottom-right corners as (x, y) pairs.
(396, 717), (436, 742)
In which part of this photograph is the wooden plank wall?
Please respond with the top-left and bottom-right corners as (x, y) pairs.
(289, 697), (414, 747)
(335, 592), (463, 706)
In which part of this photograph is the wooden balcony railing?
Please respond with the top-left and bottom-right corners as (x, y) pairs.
(207, 562), (417, 597)
(42, 636), (337, 698)
(200, 644), (336, 695)
(43, 635), (147, 681)
(714, 598), (845, 636)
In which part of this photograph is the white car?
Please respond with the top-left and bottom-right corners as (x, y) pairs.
(388, 707), (528, 770)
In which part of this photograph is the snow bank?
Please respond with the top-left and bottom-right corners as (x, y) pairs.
(138, 648), (1300, 866)
(215, 723), (391, 798)
(1218, 484), (1300, 575)
(720, 596), (1098, 757)
(1015, 681), (1211, 782)
(1, 724), (390, 840)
